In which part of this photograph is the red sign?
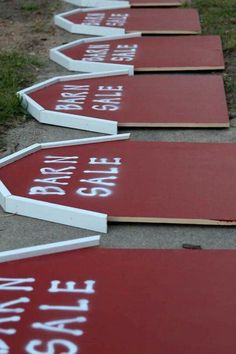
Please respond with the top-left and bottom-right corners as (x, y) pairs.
(0, 248), (236, 353)
(60, 8), (201, 34)
(58, 35), (225, 72)
(1, 137), (236, 230)
(25, 73), (229, 128)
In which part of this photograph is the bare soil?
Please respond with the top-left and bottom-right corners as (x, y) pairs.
(1, 0), (69, 55)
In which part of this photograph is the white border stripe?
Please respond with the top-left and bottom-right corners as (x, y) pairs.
(40, 133), (130, 148)
(65, 0), (130, 8)
(0, 144), (41, 168)
(0, 236), (101, 263)
(5, 196), (107, 233)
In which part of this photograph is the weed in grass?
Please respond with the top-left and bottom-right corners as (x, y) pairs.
(20, 0), (61, 14)
(20, 3), (40, 12)
(0, 51), (43, 125)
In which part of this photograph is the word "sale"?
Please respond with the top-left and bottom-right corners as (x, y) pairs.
(55, 84), (124, 112)
(81, 13), (129, 27)
(29, 155), (122, 198)
(0, 276), (95, 353)
(81, 43), (138, 62)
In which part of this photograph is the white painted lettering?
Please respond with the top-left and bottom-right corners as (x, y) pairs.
(81, 44), (110, 62)
(84, 167), (118, 174)
(0, 297), (30, 313)
(44, 156), (78, 164)
(40, 167), (76, 175)
(81, 12), (105, 26)
(64, 85), (89, 91)
(32, 317), (86, 336)
(39, 299), (89, 312)
(33, 176), (71, 185)
(57, 99), (84, 104)
(55, 104), (83, 110)
(55, 85), (90, 111)
(105, 13), (129, 27)
(0, 316), (20, 335)
(80, 176), (117, 186)
(48, 280), (95, 294)
(26, 339), (78, 354)
(0, 278), (35, 292)
(92, 98), (121, 104)
(92, 85), (123, 111)
(89, 157), (121, 165)
(92, 104), (119, 111)
(97, 85), (123, 91)
(76, 187), (112, 197)
(61, 92), (87, 98)
(0, 339), (9, 354)
(111, 44), (138, 62)
(29, 186), (65, 195)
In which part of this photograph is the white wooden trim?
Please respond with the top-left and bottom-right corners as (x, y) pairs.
(50, 49), (134, 73)
(71, 24), (125, 36)
(0, 134), (130, 232)
(82, 31), (141, 42)
(54, 14), (74, 33)
(50, 48), (134, 73)
(50, 49), (74, 71)
(57, 70), (132, 79)
(54, 15), (73, 32)
(55, 7), (198, 35)
(0, 134), (130, 163)
(70, 61), (134, 74)
(0, 181), (11, 210)
(0, 236), (101, 263)
(51, 32), (140, 52)
(0, 144), (42, 168)
(55, 15), (125, 36)
(5, 196), (108, 233)
(50, 34), (140, 73)
(64, 0), (184, 7)
(65, 0), (130, 8)
(19, 71), (131, 96)
(18, 77), (60, 96)
(55, 7), (130, 35)
(21, 94), (43, 121)
(40, 133), (130, 148)
(55, 6), (130, 17)
(40, 110), (118, 134)
(50, 39), (85, 52)
(17, 71), (131, 134)
(57, 6), (130, 17)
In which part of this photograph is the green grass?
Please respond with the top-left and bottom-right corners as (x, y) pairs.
(0, 51), (43, 126)
(20, 3), (40, 11)
(191, 0), (236, 50)
(188, 0), (236, 114)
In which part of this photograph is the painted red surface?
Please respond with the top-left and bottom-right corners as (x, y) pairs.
(1, 140), (236, 222)
(1, 248), (236, 354)
(61, 36), (224, 71)
(28, 74), (229, 126)
(64, 8), (200, 33)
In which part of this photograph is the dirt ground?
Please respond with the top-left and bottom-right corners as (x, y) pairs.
(1, 0), (236, 251)
(1, 0), (69, 55)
